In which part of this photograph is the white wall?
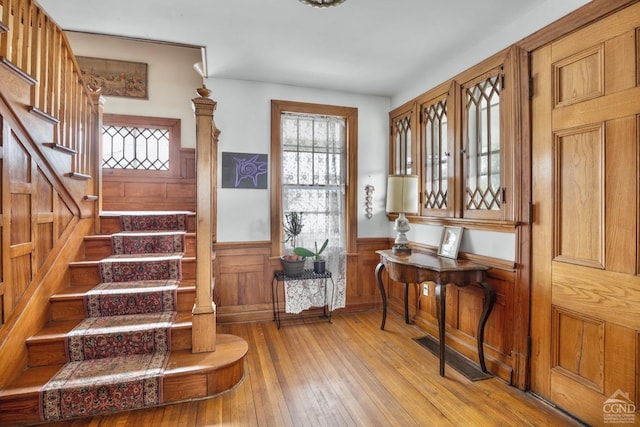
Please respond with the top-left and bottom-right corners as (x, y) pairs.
(64, 32), (520, 260)
(65, 32), (203, 148)
(207, 78), (390, 242)
(392, 0), (590, 108)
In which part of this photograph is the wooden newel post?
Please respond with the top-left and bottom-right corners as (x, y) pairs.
(191, 86), (219, 353)
(88, 86), (105, 234)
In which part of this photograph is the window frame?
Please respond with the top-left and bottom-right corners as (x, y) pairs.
(270, 100), (358, 256)
(102, 114), (182, 178)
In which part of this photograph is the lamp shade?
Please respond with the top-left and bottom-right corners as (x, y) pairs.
(386, 175), (419, 214)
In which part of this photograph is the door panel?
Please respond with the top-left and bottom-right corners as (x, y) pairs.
(531, 3), (640, 425)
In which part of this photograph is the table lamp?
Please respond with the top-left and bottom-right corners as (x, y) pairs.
(386, 175), (419, 254)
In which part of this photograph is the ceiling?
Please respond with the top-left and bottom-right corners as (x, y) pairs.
(38, 0), (589, 98)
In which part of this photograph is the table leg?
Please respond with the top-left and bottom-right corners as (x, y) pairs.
(275, 277), (281, 329)
(328, 277), (335, 323)
(375, 262), (387, 330)
(403, 283), (410, 324)
(272, 277), (276, 322)
(435, 278), (446, 376)
(476, 282), (496, 373)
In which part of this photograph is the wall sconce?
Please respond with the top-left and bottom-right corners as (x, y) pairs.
(386, 175), (419, 254)
(364, 184), (375, 219)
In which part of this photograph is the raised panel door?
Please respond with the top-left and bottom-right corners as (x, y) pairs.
(531, 3), (640, 425)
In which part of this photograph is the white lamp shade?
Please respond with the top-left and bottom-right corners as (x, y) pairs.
(386, 175), (419, 214)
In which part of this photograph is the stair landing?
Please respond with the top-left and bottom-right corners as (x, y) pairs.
(0, 334), (248, 426)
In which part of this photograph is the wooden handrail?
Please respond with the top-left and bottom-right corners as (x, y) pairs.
(0, 0), (97, 178)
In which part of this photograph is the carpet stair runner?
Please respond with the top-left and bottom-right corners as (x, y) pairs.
(40, 213), (184, 422)
(0, 211), (247, 425)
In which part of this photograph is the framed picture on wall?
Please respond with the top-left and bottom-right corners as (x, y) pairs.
(437, 226), (463, 259)
(221, 152), (268, 189)
(76, 56), (148, 99)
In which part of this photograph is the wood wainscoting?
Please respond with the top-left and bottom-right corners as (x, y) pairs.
(214, 238), (390, 324)
(102, 148), (196, 212)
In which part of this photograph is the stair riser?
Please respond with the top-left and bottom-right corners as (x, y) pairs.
(83, 235), (196, 259)
(162, 357), (244, 402)
(50, 288), (196, 321)
(28, 325), (194, 367)
(69, 259), (195, 286)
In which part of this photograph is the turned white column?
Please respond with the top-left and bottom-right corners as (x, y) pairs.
(191, 87), (219, 352)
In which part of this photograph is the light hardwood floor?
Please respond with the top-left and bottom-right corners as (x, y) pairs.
(49, 310), (583, 426)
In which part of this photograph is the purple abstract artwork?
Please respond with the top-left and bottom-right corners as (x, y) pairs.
(221, 152), (268, 189)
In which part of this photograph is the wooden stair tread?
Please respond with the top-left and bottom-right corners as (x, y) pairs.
(0, 334), (247, 400)
(70, 255), (195, 266)
(51, 281), (189, 297)
(29, 312), (194, 343)
(100, 210), (196, 216)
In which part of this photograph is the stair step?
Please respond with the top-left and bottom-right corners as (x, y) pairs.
(69, 256), (195, 286)
(99, 211), (196, 234)
(28, 312), (194, 367)
(50, 283), (195, 321)
(83, 232), (196, 259)
(0, 334), (248, 426)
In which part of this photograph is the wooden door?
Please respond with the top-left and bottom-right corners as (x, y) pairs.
(531, 3), (640, 425)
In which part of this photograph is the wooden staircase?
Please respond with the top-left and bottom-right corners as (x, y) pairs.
(0, 212), (247, 426)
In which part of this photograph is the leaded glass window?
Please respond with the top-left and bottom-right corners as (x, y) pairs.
(392, 112), (412, 175)
(464, 74), (502, 211)
(102, 125), (170, 171)
(422, 98), (448, 210)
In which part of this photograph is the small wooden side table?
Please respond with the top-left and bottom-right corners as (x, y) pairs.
(375, 249), (495, 376)
(272, 269), (335, 329)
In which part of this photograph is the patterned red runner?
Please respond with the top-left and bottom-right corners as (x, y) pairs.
(40, 353), (167, 422)
(111, 231), (185, 255)
(85, 280), (178, 317)
(66, 312), (174, 361)
(120, 213), (188, 231)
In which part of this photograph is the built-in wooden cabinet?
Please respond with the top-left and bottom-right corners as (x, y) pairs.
(387, 45), (531, 386)
(390, 47), (528, 225)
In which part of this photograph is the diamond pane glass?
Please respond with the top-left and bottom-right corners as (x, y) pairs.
(423, 98), (448, 209)
(393, 114), (412, 175)
(465, 75), (501, 210)
(102, 125), (170, 170)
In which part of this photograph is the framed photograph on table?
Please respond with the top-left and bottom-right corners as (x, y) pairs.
(437, 226), (463, 259)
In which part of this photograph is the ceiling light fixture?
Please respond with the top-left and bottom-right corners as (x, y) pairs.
(299, 0), (346, 8)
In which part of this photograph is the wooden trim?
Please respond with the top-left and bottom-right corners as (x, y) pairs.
(0, 57), (37, 84)
(46, 143), (76, 155)
(406, 214), (522, 233)
(27, 106), (59, 124)
(270, 100), (358, 256)
(516, 0), (637, 52)
(68, 172), (91, 180)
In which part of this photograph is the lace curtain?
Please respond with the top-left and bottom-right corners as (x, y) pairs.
(281, 113), (346, 313)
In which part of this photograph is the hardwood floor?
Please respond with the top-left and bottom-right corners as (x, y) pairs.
(48, 311), (583, 426)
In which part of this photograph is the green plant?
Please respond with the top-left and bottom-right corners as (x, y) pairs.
(283, 212), (304, 249)
(294, 239), (328, 260)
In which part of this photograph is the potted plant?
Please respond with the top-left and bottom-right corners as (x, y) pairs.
(281, 212), (306, 276)
(294, 239), (329, 274)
